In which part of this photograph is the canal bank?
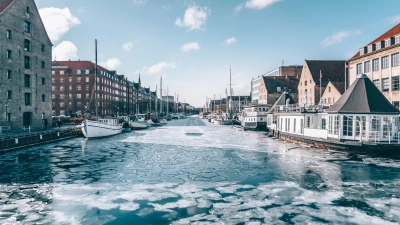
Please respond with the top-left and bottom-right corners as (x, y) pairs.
(0, 125), (83, 152)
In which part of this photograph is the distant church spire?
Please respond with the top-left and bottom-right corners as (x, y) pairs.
(138, 74), (141, 85)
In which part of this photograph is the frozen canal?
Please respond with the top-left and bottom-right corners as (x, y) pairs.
(1, 116), (400, 224)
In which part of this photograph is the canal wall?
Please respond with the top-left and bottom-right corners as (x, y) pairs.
(0, 127), (83, 152)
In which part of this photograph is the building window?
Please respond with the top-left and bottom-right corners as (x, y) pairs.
(7, 90), (12, 99)
(385, 39), (391, 47)
(6, 50), (12, 58)
(60, 94), (65, 99)
(393, 76), (400, 91)
(393, 101), (400, 110)
(24, 21), (31, 33)
(6, 30), (11, 39)
(42, 77), (45, 85)
(24, 56), (30, 69)
(27, 6), (29, 13)
(392, 53), (399, 67)
(69, 85), (72, 90)
(85, 69), (90, 74)
(77, 69), (82, 74)
(86, 77), (89, 82)
(382, 56), (389, 69)
(60, 71), (64, 75)
(69, 77), (72, 82)
(24, 74), (31, 87)
(41, 45), (45, 52)
(396, 36), (400, 44)
(60, 77), (64, 83)
(373, 79), (380, 90)
(52, 86), (55, 91)
(322, 118), (326, 129)
(86, 93), (90, 98)
(77, 94), (81, 99)
(376, 42), (381, 50)
(41, 61), (45, 68)
(77, 85), (81, 90)
(372, 58), (379, 71)
(343, 116), (353, 136)
(42, 94), (46, 102)
(24, 39), (31, 51)
(60, 86), (64, 91)
(382, 78), (389, 92)
(364, 61), (370, 73)
(76, 77), (81, 82)
(52, 71), (55, 75)
(7, 70), (12, 79)
(86, 85), (89, 90)
(307, 117), (311, 128)
(25, 93), (31, 105)
(356, 63), (362, 74)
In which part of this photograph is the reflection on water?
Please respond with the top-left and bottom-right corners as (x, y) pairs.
(0, 117), (399, 224)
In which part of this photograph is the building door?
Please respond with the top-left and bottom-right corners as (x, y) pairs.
(23, 112), (32, 126)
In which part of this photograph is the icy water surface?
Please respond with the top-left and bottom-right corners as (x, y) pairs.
(1, 116), (400, 224)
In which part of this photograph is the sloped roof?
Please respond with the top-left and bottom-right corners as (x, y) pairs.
(263, 76), (299, 93)
(326, 74), (400, 114)
(305, 60), (346, 86)
(267, 92), (296, 113)
(331, 82), (346, 94)
(0, 0), (14, 14)
(52, 60), (109, 74)
(351, 23), (400, 59)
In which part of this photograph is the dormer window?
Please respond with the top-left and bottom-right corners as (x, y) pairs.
(385, 39), (391, 47)
(368, 46), (372, 53)
(85, 69), (90, 74)
(376, 42), (381, 50)
(77, 69), (82, 74)
(360, 48), (364, 55)
(396, 35), (400, 44)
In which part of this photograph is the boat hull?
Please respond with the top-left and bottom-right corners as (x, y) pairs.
(242, 121), (268, 131)
(81, 120), (122, 138)
(129, 121), (148, 130)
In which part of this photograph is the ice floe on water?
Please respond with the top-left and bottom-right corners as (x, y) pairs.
(0, 117), (399, 224)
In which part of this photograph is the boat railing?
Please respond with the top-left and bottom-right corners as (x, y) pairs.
(273, 104), (324, 113)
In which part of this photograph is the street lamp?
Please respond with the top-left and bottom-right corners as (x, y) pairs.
(5, 100), (9, 134)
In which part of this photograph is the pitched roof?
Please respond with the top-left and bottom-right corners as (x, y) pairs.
(0, 0), (14, 14)
(267, 92), (296, 113)
(331, 82), (346, 94)
(305, 60), (346, 86)
(263, 76), (299, 93)
(351, 23), (400, 59)
(52, 60), (109, 74)
(326, 74), (400, 114)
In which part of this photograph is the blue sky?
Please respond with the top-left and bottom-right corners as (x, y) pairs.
(35, 0), (400, 107)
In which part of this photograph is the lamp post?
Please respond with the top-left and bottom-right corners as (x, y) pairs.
(5, 100), (9, 134)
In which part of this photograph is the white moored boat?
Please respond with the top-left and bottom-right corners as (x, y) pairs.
(129, 120), (148, 130)
(81, 118), (123, 138)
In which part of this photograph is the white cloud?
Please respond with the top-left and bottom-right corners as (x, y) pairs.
(123, 41), (134, 51)
(233, 4), (243, 14)
(222, 37), (237, 46)
(181, 42), (200, 52)
(245, 0), (281, 10)
(99, 58), (122, 70)
(146, 62), (176, 75)
(387, 15), (400, 24)
(321, 30), (362, 48)
(133, 0), (147, 5)
(175, 5), (210, 31)
(39, 7), (80, 43)
(52, 41), (78, 61)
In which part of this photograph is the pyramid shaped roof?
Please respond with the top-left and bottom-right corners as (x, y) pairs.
(267, 92), (296, 113)
(326, 74), (399, 114)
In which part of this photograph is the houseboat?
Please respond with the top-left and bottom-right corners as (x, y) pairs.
(241, 104), (270, 131)
(268, 74), (400, 151)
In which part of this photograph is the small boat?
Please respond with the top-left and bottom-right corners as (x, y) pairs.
(129, 120), (148, 130)
(160, 119), (167, 125)
(232, 125), (244, 131)
(81, 118), (123, 138)
(220, 119), (233, 125)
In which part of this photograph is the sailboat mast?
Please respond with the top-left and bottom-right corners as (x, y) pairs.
(160, 76), (162, 115)
(167, 87), (169, 115)
(230, 66), (232, 115)
(95, 39), (98, 119)
(155, 85), (157, 118)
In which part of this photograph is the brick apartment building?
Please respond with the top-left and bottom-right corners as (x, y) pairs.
(0, 0), (52, 130)
(348, 23), (400, 109)
(51, 61), (155, 117)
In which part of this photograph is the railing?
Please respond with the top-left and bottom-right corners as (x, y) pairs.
(368, 131), (399, 144)
(273, 104), (324, 113)
(1, 126), (10, 133)
(21, 126), (31, 132)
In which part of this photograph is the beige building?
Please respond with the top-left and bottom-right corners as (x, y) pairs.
(348, 23), (400, 109)
(298, 60), (346, 107)
(258, 75), (299, 105)
(321, 82), (346, 106)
